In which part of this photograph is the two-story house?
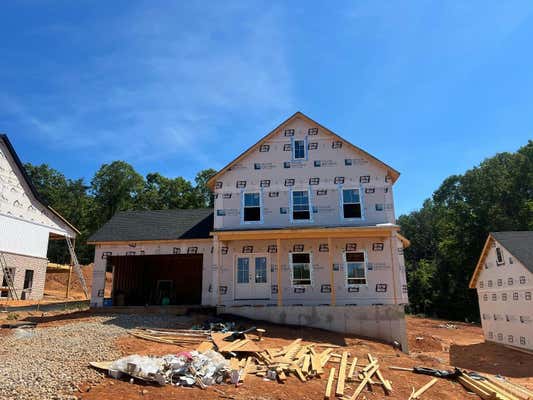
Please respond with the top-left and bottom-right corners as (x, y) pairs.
(470, 231), (533, 351)
(88, 112), (410, 348)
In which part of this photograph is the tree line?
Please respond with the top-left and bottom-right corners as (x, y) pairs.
(398, 140), (532, 321)
(24, 161), (216, 264)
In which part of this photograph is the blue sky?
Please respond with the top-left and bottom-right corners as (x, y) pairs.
(1, 1), (532, 216)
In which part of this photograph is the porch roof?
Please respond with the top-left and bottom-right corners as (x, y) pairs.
(213, 224), (410, 247)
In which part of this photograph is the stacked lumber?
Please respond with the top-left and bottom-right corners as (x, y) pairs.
(326, 353), (392, 400)
(129, 328), (211, 345)
(457, 371), (533, 400)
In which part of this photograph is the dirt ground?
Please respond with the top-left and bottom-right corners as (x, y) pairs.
(22, 312), (526, 400)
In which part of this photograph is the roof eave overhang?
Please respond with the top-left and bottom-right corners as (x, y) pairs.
(87, 237), (213, 246)
(469, 234), (494, 289)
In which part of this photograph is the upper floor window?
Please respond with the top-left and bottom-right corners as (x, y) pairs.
(290, 253), (312, 285)
(293, 139), (306, 160)
(344, 252), (367, 285)
(479, 281), (484, 288)
(292, 190), (311, 221)
(242, 192), (261, 223)
(519, 276), (526, 284)
(496, 247), (504, 265)
(342, 189), (362, 219)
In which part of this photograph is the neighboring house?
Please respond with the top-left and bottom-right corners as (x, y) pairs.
(0, 134), (79, 300)
(470, 231), (533, 351)
(88, 112), (410, 347)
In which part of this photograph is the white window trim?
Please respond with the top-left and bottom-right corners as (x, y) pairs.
(240, 189), (264, 225)
(343, 250), (368, 287)
(289, 251), (313, 287)
(291, 136), (308, 161)
(289, 187), (313, 223)
(339, 186), (365, 221)
(235, 255), (251, 285)
(495, 247), (505, 265)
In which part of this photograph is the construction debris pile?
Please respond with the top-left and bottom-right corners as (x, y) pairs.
(91, 324), (533, 400)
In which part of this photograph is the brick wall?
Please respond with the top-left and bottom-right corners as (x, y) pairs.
(1, 252), (47, 300)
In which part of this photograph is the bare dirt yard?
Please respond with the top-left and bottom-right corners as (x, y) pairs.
(0, 309), (531, 400)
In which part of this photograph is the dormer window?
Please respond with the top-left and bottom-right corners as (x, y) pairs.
(293, 139), (306, 160)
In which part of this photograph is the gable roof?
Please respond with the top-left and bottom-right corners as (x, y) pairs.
(469, 231), (533, 288)
(0, 134), (80, 235)
(207, 111), (400, 190)
(87, 208), (213, 243)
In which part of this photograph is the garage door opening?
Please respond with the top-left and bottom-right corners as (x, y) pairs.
(108, 254), (203, 306)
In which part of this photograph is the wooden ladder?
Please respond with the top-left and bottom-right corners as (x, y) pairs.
(0, 252), (18, 300)
(65, 237), (89, 299)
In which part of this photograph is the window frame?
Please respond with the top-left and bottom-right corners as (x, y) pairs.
(289, 252), (313, 287)
(291, 136), (308, 161)
(236, 257), (250, 284)
(340, 187), (364, 220)
(241, 190), (263, 225)
(23, 269), (34, 290)
(290, 188), (313, 223)
(495, 247), (505, 265)
(343, 250), (368, 287)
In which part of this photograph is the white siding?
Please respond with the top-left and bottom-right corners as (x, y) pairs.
(476, 242), (533, 350)
(0, 215), (50, 258)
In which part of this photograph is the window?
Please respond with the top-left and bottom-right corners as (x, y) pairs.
(520, 337), (526, 345)
(520, 276), (526, 284)
(243, 192), (261, 222)
(479, 281), (484, 288)
(23, 270), (34, 290)
(526, 292), (531, 301)
(502, 293), (507, 301)
(496, 247), (504, 265)
(293, 139), (306, 160)
(492, 294), (497, 301)
(237, 258), (249, 284)
(487, 280), (493, 287)
(508, 277), (514, 285)
(290, 253), (312, 285)
(508, 335), (514, 343)
(483, 294), (488, 301)
(488, 331), (493, 339)
(497, 279), (502, 287)
(292, 190), (311, 221)
(255, 257), (267, 284)
(497, 333), (503, 341)
(345, 252), (367, 285)
(342, 189), (362, 219)
(513, 292), (519, 300)
(1, 268), (14, 288)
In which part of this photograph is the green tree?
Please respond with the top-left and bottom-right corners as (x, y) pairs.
(90, 161), (144, 226)
(194, 168), (217, 207)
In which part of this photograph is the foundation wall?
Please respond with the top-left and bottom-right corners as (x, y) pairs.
(218, 304), (409, 352)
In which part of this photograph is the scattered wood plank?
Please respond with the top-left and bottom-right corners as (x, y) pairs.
(324, 367), (336, 400)
(348, 357), (358, 379)
(408, 378), (437, 400)
(335, 351), (349, 397)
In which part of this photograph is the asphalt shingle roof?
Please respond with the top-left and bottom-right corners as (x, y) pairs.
(492, 231), (533, 274)
(88, 208), (213, 242)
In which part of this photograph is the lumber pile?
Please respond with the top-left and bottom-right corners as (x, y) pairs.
(325, 353), (392, 400)
(129, 328), (211, 345)
(215, 338), (332, 384)
(457, 371), (533, 400)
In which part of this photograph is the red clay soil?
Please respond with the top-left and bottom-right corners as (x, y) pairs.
(0, 264), (112, 307)
(75, 315), (533, 400)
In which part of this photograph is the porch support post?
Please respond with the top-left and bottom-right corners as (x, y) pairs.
(214, 235), (222, 306)
(389, 231), (398, 304)
(276, 238), (282, 306)
(328, 237), (335, 306)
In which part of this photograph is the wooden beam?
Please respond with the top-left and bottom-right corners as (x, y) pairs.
(348, 357), (358, 379)
(335, 351), (348, 397)
(389, 232), (399, 304)
(324, 367), (336, 400)
(328, 237), (335, 306)
(276, 238), (282, 306)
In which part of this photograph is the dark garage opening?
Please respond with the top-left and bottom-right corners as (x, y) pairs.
(109, 254), (203, 306)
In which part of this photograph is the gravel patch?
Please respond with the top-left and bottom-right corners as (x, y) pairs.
(0, 314), (190, 400)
